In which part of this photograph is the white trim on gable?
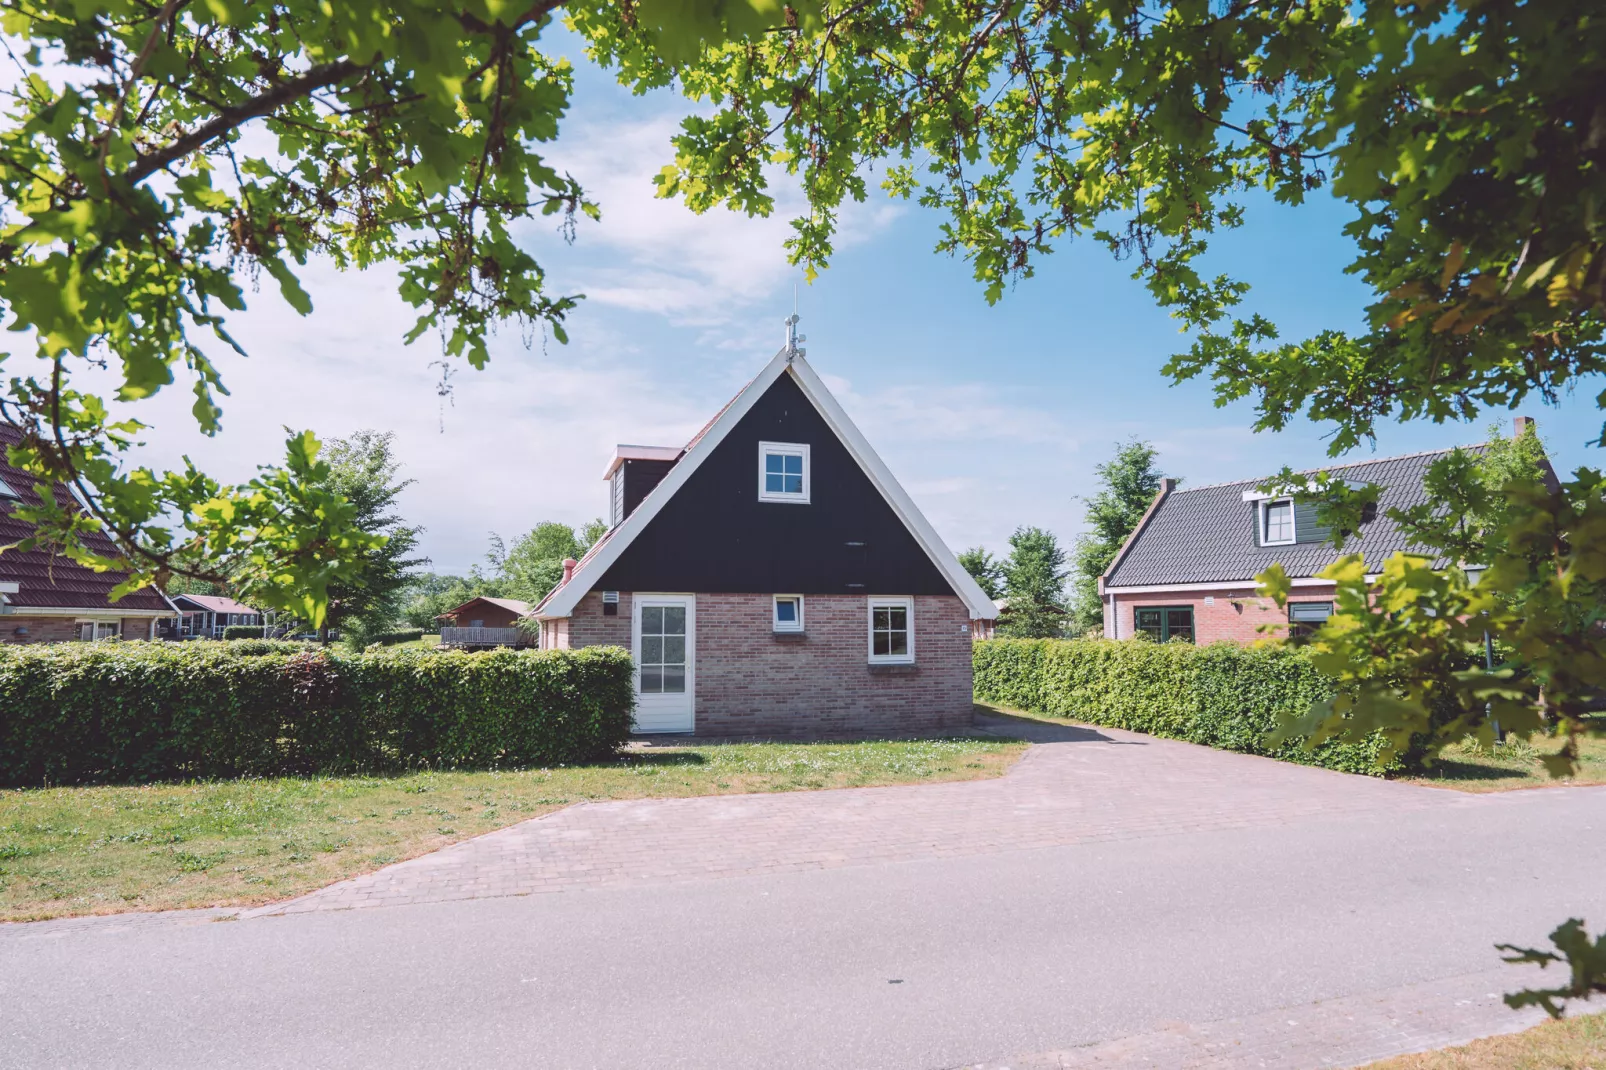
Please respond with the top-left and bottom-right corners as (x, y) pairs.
(537, 348), (999, 620)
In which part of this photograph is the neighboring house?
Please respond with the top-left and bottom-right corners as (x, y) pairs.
(1098, 419), (1541, 646)
(169, 593), (267, 638)
(437, 596), (533, 648)
(533, 338), (997, 736)
(0, 425), (176, 643)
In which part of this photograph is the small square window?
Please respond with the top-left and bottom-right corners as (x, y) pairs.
(868, 597), (914, 663)
(1262, 499), (1295, 545)
(758, 441), (810, 503)
(773, 595), (804, 632)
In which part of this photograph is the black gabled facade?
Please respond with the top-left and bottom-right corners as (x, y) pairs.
(596, 373), (959, 596)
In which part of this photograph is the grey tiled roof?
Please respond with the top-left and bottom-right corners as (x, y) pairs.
(1103, 445), (1484, 588)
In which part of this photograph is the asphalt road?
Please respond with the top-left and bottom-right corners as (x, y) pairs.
(3, 783), (1602, 1070)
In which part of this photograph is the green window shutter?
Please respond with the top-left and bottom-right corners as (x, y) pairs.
(1294, 499), (1330, 544)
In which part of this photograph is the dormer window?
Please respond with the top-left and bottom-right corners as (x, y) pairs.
(758, 442), (810, 503)
(1260, 498), (1295, 545)
(0, 477), (17, 501)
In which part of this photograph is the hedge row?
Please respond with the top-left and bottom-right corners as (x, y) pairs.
(973, 638), (1414, 775)
(369, 628), (426, 647)
(222, 625), (267, 640)
(0, 642), (635, 786)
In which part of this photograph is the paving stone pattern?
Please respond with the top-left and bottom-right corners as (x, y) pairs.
(963, 968), (1563, 1070)
(249, 717), (1465, 917)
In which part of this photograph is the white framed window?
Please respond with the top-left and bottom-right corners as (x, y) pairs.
(867, 596), (914, 664)
(0, 477), (18, 501)
(75, 620), (120, 641)
(1260, 498), (1295, 545)
(758, 441), (810, 503)
(773, 595), (804, 632)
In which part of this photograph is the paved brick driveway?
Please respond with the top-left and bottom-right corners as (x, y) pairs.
(252, 713), (1465, 917)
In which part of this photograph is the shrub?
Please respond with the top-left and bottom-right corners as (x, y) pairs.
(973, 638), (1408, 775)
(369, 628), (425, 647)
(222, 625), (267, 640)
(0, 642), (635, 786)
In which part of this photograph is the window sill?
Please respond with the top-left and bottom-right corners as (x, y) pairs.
(772, 631), (807, 642)
(867, 662), (918, 675)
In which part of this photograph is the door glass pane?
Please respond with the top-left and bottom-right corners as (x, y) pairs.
(662, 606), (686, 634)
(641, 635), (663, 664)
(642, 606), (663, 633)
(662, 636), (685, 664)
(639, 666), (662, 694)
(661, 666), (685, 693)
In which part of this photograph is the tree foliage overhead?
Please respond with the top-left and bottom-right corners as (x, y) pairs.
(0, 0), (815, 619)
(957, 545), (1004, 600)
(641, 0), (1605, 450)
(1070, 439), (1169, 632)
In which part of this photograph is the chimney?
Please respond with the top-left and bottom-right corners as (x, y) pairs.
(561, 558), (578, 585)
(1513, 416), (1534, 438)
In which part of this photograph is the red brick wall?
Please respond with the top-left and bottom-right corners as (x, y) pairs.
(551, 591), (974, 736)
(0, 616), (80, 644)
(1107, 585), (1337, 645)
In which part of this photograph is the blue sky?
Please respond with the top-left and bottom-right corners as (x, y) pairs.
(115, 43), (1605, 577)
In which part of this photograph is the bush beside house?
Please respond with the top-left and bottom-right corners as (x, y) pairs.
(973, 638), (1408, 775)
(221, 625), (268, 640)
(0, 643), (634, 786)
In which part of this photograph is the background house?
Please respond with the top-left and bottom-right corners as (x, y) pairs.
(1099, 418), (1545, 645)
(534, 340), (997, 736)
(169, 593), (267, 639)
(0, 425), (177, 643)
(437, 596), (533, 648)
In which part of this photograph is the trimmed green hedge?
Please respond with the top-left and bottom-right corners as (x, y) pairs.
(369, 628), (425, 647)
(0, 642), (635, 786)
(222, 625), (267, 640)
(973, 638), (1411, 775)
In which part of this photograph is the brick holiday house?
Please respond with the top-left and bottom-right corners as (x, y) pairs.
(1098, 420), (1544, 646)
(533, 334), (998, 735)
(0, 424), (177, 643)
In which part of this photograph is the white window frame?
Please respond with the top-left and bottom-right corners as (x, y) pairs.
(772, 594), (804, 633)
(74, 619), (120, 642)
(757, 441), (811, 504)
(1259, 497), (1296, 546)
(0, 477), (18, 500)
(866, 596), (915, 665)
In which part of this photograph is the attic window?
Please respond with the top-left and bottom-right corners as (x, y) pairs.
(758, 442), (810, 503)
(1260, 499), (1295, 545)
(773, 595), (804, 632)
(0, 477), (17, 501)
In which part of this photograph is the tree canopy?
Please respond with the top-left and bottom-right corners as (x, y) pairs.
(998, 525), (1068, 638)
(1070, 440), (1169, 632)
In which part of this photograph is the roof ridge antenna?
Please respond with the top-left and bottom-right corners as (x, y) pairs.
(785, 287), (806, 363)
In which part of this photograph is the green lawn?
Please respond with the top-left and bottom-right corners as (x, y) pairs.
(1407, 733), (1606, 792)
(0, 736), (1024, 922)
(1361, 1011), (1605, 1068)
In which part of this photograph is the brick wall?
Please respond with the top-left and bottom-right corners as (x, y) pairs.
(551, 591), (974, 736)
(1107, 585), (1338, 645)
(0, 616), (80, 644)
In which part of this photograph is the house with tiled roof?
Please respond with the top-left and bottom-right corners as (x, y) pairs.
(1098, 419), (1542, 645)
(533, 327), (997, 736)
(169, 593), (267, 639)
(0, 425), (177, 643)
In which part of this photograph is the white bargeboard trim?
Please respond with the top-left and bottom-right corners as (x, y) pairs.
(539, 349), (998, 620)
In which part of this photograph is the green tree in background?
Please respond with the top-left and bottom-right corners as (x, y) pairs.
(316, 431), (426, 645)
(1070, 441), (1171, 633)
(999, 527), (1069, 639)
(958, 547), (1005, 601)
(497, 520), (606, 604)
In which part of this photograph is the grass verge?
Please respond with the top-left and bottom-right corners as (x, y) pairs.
(0, 735), (1023, 922)
(1360, 1011), (1605, 1068)
(1406, 732), (1606, 792)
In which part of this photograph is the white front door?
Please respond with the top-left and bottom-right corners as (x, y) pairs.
(632, 595), (695, 734)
